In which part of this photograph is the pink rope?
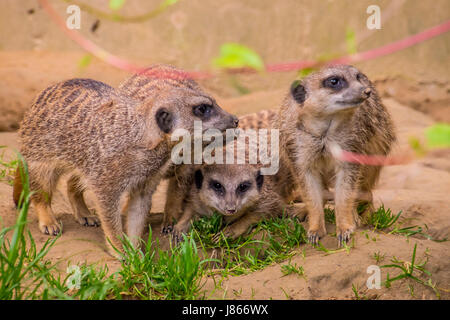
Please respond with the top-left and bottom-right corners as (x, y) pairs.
(38, 0), (448, 166)
(39, 0), (450, 79)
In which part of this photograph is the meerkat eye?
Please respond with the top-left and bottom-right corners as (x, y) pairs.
(323, 76), (347, 90)
(237, 181), (252, 194)
(193, 104), (212, 118)
(209, 180), (225, 194)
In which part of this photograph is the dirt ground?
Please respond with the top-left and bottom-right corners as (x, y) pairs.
(1, 77), (449, 300)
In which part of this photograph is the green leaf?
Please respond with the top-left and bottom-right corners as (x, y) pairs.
(346, 28), (357, 54)
(298, 67), (316, 79)
(78, 54), (92, 69)
(109, 0), (126, 11)
(161, 0), (179, 6)
(213, 43), (264, 71)
(425, 123), (450, 148)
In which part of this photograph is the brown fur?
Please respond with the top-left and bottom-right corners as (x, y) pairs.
(163, 111), (303, 241)
(277, 65), (396, 246)
(168, 143), (306, 242)
(15, 65), (238, 255)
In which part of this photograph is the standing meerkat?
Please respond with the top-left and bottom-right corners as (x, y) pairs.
(14, 69), (238, 254)
(278, 65), (395, 246)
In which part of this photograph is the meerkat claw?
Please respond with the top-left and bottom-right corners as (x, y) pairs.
(161, 224), (174, 235)
(307, 232), (320, 246)
(337, 230), (352, 247)
(81, 216), (100, 227)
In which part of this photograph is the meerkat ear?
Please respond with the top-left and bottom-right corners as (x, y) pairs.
(256, 170), (264, 190)
(194, 169), (203, 189)
(290, 80), (306, 104)
(155, 108), (173, 133)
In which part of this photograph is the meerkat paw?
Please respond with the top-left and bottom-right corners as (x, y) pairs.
(336, 224), (356, 247)
(285, 203), (308, 221)
(39, 221), (62, 236)
(307, 227), (326, 246)
(212, 227), (237, 243)
(170, 228), (187, 246)
(77, 216), (101, 227)
(161, 223), (174, 235)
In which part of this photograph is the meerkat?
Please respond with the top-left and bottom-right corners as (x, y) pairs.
(160, 108), (301, 235)
(13, 69), (238, 254)
(277, 64), (395, 246)
(168, 144), (305, 243)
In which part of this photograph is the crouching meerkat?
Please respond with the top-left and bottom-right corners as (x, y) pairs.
(278, 65), (395, 246)
(168, 143), (305, 243)
(162, 109), (304, 242)
(14, 69), (238, 254)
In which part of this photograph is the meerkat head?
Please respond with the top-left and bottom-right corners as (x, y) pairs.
(128, 65), (239, 148)
(193, 164), (264, 216)
(288, 65), (372, 118)
(150, 87), (238, 135)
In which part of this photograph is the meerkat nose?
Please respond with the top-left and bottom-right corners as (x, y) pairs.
(363, 87), (372, 97)
(226, 208), (236, 214)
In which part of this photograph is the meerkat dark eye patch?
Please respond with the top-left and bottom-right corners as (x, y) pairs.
(356, 72), (368, 84)
(209, 179), (225, 195)
(290, 80), (307, 104)
(193, 104), (213, 120)
(323, 76), (348, 91)
(194, 170), (203, 189)
(155, 108), (173, 133)
(256, 170), (264, 190)
(236, 181), (252, 195)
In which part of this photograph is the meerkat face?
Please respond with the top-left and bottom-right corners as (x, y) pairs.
(152, 87), (238, 137)
(194, 166), (264, 216)
(290, 65), (372, 118)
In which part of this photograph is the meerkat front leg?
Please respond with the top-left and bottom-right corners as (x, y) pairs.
(126, 187), (153, 249)
(334, 166), (360, 247)
(298, 170), (326, 245)
(213, 213), (262, 242)
(171, 206), (195, 245)
(162, 177), (185, 234)
(67, 175), (100, 227)
(284, 203), (308, 221)
(92, 189), (124, 256)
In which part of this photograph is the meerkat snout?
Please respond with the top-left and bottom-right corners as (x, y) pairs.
(193, 166), (263, 216)
(362, 87), (372, 98)
(232, 116), (239, 128)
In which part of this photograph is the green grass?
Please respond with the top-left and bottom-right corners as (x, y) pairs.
(324, 207), (336, 224)
(115, 231), (210, 300)
(380, 243), (440, 298)
(366, 205), (402, 230)
(281, 261), (305, 278)
(0, 155), (60, 299)
(0, 146), (18, 186)
(192, 213), (308, 277)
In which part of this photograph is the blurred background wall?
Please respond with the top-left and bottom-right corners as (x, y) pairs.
(0, 0), (449, 130)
